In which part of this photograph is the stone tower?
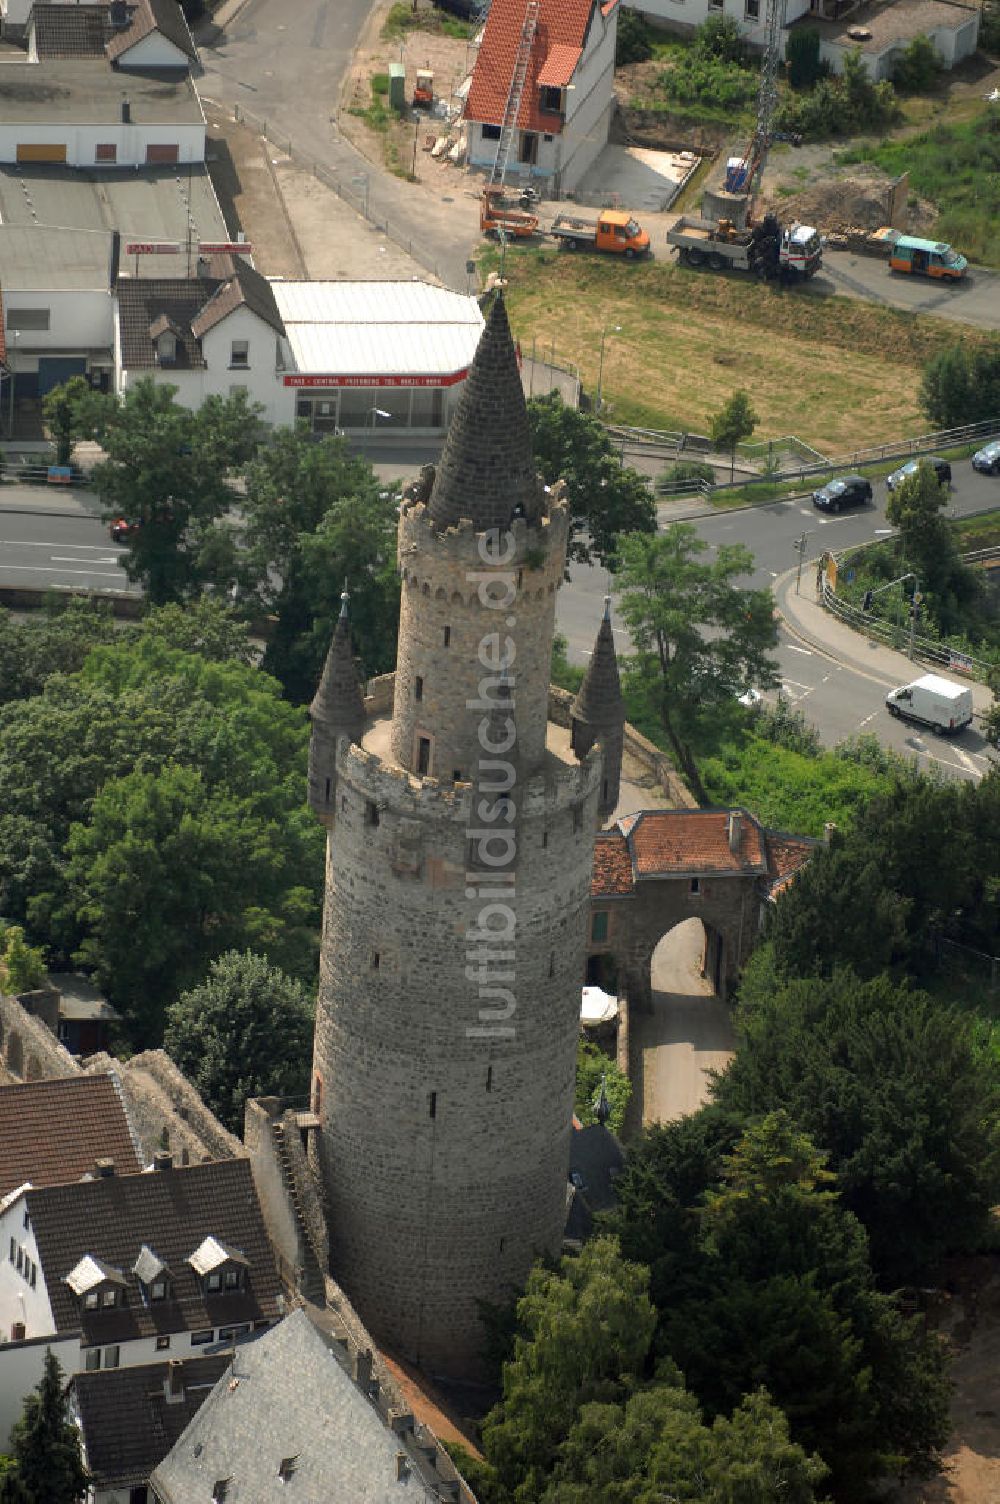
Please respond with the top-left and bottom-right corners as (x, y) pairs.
(571, 597), (624, 825)
(309, 294), (611, 1376)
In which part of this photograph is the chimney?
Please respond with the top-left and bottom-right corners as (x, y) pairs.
(95, 1158), (115, 1178)
(355, 1347), (373, 1394)
(165, 1359), (184, 1403)
(120, 97), (131, 125)
(108, 228), (120, 289)
(153, 1151), (173, 1172)
(727, 811), (742, 855)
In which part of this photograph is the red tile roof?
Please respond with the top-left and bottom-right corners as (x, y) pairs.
(591, 831), (634, 895)
(0, 1074), (141, 1199)
(629, 809), (768, 876)
(466, 0), (600, 136)
(764, 830), (818, 897)
(537, 42), (582, 87)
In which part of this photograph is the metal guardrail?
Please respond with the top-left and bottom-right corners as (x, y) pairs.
(1, 464), (91, 487)
(819, 542), (999, 684)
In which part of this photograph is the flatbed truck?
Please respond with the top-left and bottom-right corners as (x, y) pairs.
(550, 210), (650, 258)
(667, 213), (822, 281)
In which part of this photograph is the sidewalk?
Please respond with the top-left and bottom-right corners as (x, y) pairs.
(775, 567), (995, 714)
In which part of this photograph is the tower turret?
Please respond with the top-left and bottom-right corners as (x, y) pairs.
(571, 597), (624, 824)
(311, 293), (603, 1377)
(307, 589), (367, 826)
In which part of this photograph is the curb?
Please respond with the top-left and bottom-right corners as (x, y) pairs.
(0, 504), (98, 519)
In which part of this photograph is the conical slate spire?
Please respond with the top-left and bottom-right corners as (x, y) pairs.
(427, 293), (538, 533)
(572, 597), (623, 732)
(309, 589), (367, 746)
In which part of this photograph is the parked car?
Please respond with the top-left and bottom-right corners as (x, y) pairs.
(811, 474), (872, 512)
(885, 456), (951, 492)
(971, 440), (1000, 474)
(109, 517), (139, 542)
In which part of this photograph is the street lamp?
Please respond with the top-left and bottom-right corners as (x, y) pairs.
(351, 173), (370, 219)
(595, 324), (621, 414)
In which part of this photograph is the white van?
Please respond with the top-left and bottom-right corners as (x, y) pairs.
(885, 673), (974, 734)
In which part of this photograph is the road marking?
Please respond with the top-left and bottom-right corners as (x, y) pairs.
(786, 644), (813, 655)
(52, 555), (118, 565)
(4, 540), (123, 553)
(0, 564), (128, 580)
(858, 712), (878, 728)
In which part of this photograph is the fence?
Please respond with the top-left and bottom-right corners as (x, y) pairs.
(232, 103), (447, 284)
(818, 539), (1000, 684)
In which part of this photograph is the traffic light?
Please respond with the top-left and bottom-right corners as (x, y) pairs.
(862, 589), (874, 612)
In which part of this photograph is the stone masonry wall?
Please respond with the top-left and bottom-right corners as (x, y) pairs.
(314, 731), (603, 1376)
(391, 492), (569, 782)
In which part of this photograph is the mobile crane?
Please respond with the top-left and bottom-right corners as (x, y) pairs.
(667, 0), (824, 282)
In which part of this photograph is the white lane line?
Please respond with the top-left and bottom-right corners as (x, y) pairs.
(52, 555), (118, 564)
(786, 644), (813, 655)
(858, 712), (878, 728)
(2, 540), (122, 553)
(0, 564), (128, 580)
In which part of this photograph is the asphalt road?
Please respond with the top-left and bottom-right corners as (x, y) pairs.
(0, 492), (137, 596)
(812, 251), (1000, 331)
(559, 460), (1000, 784)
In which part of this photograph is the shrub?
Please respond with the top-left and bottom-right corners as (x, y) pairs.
(616, 7), (653, 65)
(786, 27), (822, 89)
(694, 13), (745, 63)
(892, 34), (941, 94)
(775, 52), (900, 139)
(660, 459), (715, 487)
(371, 72), (390, 97)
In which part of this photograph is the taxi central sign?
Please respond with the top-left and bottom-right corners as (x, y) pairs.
(283, 371), (467, 389)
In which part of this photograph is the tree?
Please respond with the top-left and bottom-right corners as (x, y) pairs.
(892, 32), (941, 92)
(787, 27), (823, 88)
(85, 379), (263, 604)
(709, 390), (758, 482)
(241, 427), (400, 701)
(164, 951), (314, 1131)
(481, 1237), (656, 1503)
(526, 393), (656, 568)
(41, 376), (93, 466)
(717, 968), (1000, 1283)
(615, 7), (652, 65)
(615, 526), (779, 801)
(0, 599), (118, 707)
(921, 340), (1000, 428)
(575, 1038), (631, 1134)
(8, 1349), (88, 1503)
(0, 925), (47, 993)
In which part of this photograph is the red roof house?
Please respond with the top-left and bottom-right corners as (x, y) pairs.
(465, 0), (620, 194)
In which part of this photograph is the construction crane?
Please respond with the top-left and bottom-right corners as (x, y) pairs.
(488, 0), (539, 189)
(732, 0), (788, 209)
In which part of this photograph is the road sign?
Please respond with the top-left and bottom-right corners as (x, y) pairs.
(844, 567), (855, 584)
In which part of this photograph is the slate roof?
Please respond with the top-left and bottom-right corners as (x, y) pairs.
(116, 259), (283, 371)
(466, 0), (602, 134)
(151, 1308), (449, 1504)
(566, 1121), (624, 1240)
(427, 293), (538, 533)
(572, 598), (623, 734)
(310, 592), (367, 745)
(31, 4), (111, 58)
(74, 1355), (230, 1490)
(0, 1074), (140, 1199)
(24, 1158), (282, 1343)
(107, 0), (198, 63)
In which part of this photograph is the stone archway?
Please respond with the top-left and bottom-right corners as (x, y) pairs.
(626, 918), (736, 1131)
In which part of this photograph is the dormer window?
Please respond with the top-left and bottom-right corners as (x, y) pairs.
(66, 1254), (126, 1313)
(148, 314), (182, 366)
(134, 1244), (171, 1304)
(188, 1235), (249, 1295)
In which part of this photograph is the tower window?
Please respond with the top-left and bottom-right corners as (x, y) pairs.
(365, 801), (379, 828)
(443, 626), (451, 647)
(341, 794), (347, 813)
(573, 806), (583, 833)
(415, 675), (424, 701)
(591, 911), (610, 945)
(549, 951), (555, 977)
(417, 737), (431, 777)
(324, 777), (331, 802)
(372, 951), (380, 970)
(690, 877), (701, 896)
(429, 1091), (437, 1119)
(542, 830), (549, 849)
(486, 1065), (493, 1091)
(499, 1237), (505, 1253)
(452, 769), (462, 783)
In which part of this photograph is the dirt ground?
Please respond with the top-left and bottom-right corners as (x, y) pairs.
(341, 0), (482, 195)
(897, 1257), (1000, 1504)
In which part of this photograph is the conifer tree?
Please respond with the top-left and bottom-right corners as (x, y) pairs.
(8, 1350), (88, 1504)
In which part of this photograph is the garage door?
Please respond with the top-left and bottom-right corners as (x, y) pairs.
(145, 144), (179, 164)
(16, 144), (67, 163)
(38, 357), (87, 397)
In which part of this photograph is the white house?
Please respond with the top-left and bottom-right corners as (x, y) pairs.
(116, 272), (486, 436)
(632, 0), (979, 76)
(0, 1157), (282, 1450)
(465, 0), (621, 195)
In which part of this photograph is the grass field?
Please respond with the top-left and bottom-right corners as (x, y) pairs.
(836, 112), (1000, 267)
(496, 245), (992, 452)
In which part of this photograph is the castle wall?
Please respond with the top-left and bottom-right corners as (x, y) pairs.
(391, 496), (568, 783)
(313, 737), (602, 1374)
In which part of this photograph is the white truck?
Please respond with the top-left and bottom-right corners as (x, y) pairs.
(666, 212), (822, 282)
(885, 673), (974, 734)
